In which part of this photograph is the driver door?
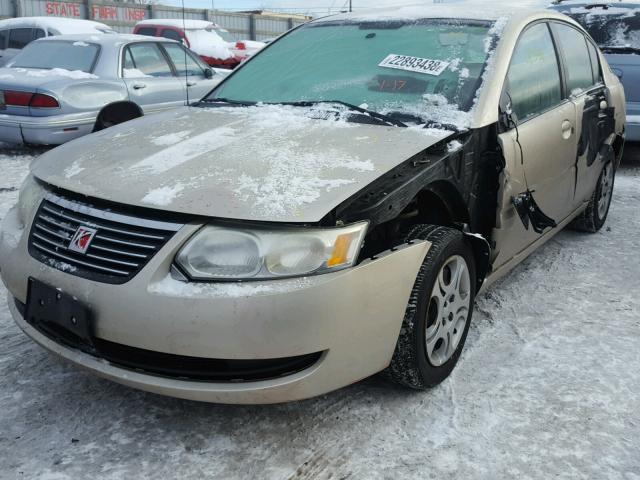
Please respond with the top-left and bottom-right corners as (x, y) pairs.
(493, 22), (578, 269)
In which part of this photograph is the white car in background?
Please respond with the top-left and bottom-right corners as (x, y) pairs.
(134, 19), (265, 68)
(0, 17), (115, 66)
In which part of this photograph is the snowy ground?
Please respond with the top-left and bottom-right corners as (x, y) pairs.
(0, 143), (639, 480)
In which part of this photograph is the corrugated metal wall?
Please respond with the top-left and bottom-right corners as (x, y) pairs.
(1, 1), (308, 40)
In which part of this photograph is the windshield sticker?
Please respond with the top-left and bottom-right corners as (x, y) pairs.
(379, 54), (450, 76)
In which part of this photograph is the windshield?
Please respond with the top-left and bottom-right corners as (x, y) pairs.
(563, 8), (640, 48)
(209, 19), (494, 124)
(10, 40), (99, 72)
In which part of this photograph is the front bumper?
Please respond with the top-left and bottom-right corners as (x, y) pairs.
(0, 111), (97, 145)
(0, 202), (429, 404)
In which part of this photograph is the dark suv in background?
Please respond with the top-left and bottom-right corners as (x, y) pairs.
(550, 1), (640, 142)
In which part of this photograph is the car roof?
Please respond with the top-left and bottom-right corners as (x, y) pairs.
(135, 19), (219, 30)
(0, 16), (112, 32)
(550, 0), (640, 8)
(32, 33), (179, 46)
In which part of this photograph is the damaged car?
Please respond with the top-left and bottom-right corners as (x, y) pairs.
(0, 6), (626, 404)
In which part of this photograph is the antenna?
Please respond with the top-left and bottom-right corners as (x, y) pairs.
(181, 0), (189, 106)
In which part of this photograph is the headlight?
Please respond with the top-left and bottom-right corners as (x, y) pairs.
(176, 221), (368, 281)
(17, 174), (42, 224)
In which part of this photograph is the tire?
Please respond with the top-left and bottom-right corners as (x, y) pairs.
(571, 161), (615, 233)
(93, 105), (141, 132)
(387, 225), (476, 390)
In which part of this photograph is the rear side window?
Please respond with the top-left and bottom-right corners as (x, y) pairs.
(8, 28), (33, 49)
(506, 23), (562, 122)
(161, 29), (182, 42)
(553, 23), (595, 94)
(126, 43), (174, 77)
(33, 28), (45, 40)
(136, 27), (157, 37)
(162, 43), (204, 76)
(0, 30), (7, 49)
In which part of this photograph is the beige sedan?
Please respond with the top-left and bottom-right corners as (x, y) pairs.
(0, 6), (625, 403)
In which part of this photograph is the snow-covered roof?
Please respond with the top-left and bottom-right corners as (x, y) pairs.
(136, 19), (219, 30)
(33, 33), (178, 46)
(0, 16), (114, 34)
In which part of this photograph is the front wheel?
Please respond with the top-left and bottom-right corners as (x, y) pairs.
(387, 225), (476, 389)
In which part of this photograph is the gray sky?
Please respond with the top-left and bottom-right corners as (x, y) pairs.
(167, 0), (550, 16)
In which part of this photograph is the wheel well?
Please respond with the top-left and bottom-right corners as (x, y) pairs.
(94, 102), (142, 130)
(360, 183), (490, 288)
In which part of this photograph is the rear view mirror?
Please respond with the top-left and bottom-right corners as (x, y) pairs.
(204, 68), (214, 79)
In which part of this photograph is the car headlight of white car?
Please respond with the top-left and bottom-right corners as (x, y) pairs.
(18, 174), (43, 224)
(176, 221), (368, 280)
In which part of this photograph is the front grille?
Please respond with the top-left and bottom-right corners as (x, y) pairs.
(28, 192), (184, 284)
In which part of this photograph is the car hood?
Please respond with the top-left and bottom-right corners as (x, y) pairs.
(32, 105), (454, 223)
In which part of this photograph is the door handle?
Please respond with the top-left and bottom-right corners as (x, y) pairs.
(186, 81), (197, 87)
(561, 120), (573, 139)
(132, 83), (147, 90)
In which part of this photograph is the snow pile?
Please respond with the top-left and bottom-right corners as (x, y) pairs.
(72, 41), (90, 47)
(185, 29), (233, 60)
(123, 68), (151, 79)
(13, 67), (98, 79)
(141, 184), (185, 207)
(447, 140), (463, 153)
(64, 161), (84, 179)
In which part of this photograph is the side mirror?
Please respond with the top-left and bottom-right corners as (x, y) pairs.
(611, 67), (623, 80)
(204, 68), (214, 79)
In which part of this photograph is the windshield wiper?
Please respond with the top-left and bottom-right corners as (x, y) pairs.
(600, 45), (640, 55)
(282, 100), (407, 127)
(198, 97), (256, 106)
(383, 111), (462, 132)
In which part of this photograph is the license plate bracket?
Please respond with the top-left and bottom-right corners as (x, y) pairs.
(25, 277), (94, 349)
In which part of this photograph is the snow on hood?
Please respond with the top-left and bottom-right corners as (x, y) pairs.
(31, 105), (454, 223)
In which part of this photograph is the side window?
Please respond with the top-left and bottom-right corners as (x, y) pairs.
(33, 28), (45, 40)
(586, 40), (602, 84)
(0, 30), (7, 49)
(8, 28), (34, 49)
(506, 23), (562, 122)
(125, 43), (174, 78)
(160, 29), (182, 42)
(136, 27), (157, 37)
(162, 43), (204, 77)
(553, 23), (595, 94)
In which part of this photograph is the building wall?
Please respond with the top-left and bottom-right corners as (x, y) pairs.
(0, 0), (309, 40)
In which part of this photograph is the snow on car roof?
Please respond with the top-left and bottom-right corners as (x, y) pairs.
(35, 33), (179, 46)
(136, 19), (219, 30)
(0, 16), (113, 33)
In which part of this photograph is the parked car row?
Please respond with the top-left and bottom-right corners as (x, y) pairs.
(0, 34), (226, 145)
(0, 6), (627, 404)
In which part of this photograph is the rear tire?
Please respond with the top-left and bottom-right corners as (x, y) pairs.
(93, 104), (141, 132)
(387, 225), (476, 389)
(571, 161), (615, 233)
